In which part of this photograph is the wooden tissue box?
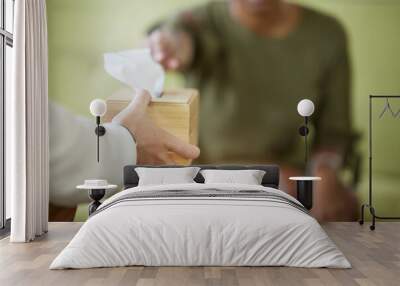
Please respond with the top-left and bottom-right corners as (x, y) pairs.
(103, 89), (199, 165)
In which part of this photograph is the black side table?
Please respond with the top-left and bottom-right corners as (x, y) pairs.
(77, 180), (117, 215)
(289, 177), (321, 210)
(87, 189), (106, 215)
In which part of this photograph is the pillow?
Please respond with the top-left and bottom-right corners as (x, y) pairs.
(200, 169), (266, 185)
(135, 167), (201, 186)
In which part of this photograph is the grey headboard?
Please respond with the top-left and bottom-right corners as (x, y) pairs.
(123, 165), (280, 189)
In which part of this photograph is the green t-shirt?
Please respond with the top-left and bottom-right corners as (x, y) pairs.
(161, 2), (353, 167)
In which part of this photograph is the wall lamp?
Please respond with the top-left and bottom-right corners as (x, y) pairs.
(297, 99), (315, 168)
(90, 99), (107, 162)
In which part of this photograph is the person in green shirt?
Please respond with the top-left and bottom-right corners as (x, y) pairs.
(148, 0), (358, 221)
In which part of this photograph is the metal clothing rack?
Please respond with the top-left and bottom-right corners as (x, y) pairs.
(359, 95), (400, 230)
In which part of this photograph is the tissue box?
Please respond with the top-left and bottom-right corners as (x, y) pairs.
(103, 89), (199, 165)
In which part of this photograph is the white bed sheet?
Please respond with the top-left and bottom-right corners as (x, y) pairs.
(50, 183), (351, 269)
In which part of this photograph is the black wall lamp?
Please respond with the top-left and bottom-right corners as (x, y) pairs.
(90, 99), (107, 162)
(297, 99), (315, 169)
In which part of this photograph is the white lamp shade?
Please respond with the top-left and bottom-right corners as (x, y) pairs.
(297, 99), (315, 117)
(90, 99), (107, 117)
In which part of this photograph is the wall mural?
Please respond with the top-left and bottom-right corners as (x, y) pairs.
(46, 0), (400, 222)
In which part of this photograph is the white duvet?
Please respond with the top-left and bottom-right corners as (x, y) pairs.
(50, 183), (351, 269)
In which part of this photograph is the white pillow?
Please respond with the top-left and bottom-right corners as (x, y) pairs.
(135, 167), (201, 186)
(200, 169), (266, 185)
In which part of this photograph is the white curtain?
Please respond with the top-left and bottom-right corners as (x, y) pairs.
(8, 0), (49, 242)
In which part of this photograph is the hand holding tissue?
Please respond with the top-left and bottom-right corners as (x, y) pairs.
(103, 49), (199, 165)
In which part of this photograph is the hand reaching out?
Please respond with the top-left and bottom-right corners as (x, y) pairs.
(148, 29), (194, 71)
(112, 89), (200, 164)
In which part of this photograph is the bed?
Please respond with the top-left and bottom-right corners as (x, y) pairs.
(50, 165), (350, 269)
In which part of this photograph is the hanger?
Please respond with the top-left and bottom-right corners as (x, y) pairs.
(378, 98), (400, 119)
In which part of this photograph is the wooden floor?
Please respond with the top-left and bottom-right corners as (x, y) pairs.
(0, 222), (399, 286)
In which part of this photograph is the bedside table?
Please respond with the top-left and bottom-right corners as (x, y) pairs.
(289, 177), (321, 210)
(77, 180), (117, 215)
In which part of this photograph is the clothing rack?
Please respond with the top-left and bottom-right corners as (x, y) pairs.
(359, 95), (400, 230)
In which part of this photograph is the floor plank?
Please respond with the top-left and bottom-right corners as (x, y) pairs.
(0, 222), (399, 286)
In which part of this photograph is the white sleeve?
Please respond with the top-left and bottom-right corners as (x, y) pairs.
(49, 101), (137, 207)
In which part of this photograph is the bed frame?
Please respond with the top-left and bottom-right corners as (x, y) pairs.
(123, 165), (280, 189)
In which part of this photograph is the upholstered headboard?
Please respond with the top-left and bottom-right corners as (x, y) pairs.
(123, 165), (280, 189)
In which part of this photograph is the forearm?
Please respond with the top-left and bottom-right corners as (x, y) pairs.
(280, 150), (358, 222)
(310, 149), (357, 221)
(312, 165), (358, 222)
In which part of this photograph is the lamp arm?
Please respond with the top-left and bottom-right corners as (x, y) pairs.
(304, 116), (308, 171)
(94, 117), (107, 163)
(97, 116), (100, 162)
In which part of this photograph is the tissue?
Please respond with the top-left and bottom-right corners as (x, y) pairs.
(104, 49), (164, 97)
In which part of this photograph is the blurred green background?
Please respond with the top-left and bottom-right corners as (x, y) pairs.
(47, 0), (400, 221)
